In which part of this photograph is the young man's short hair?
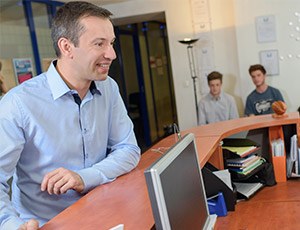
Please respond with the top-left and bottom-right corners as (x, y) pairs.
(207, 71), (222, 84)
(248, 64), (266, 75)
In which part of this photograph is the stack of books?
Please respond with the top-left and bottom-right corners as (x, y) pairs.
(226, 155), (265, 176)
(222, 138), (266, 199)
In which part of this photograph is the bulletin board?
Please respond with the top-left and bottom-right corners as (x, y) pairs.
(12, 58), (34, 84)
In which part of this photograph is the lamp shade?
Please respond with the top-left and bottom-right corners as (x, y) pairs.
(178, 38), (199, 45)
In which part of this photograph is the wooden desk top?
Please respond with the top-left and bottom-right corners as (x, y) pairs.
(186, 112), (299, 138)
(41, 113), (300, 230)
(215, 179), (300, 230)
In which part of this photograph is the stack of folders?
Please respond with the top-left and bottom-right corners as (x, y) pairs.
(226, 155), (264, 175)
(222, 145), (258, 158)
(271, 138), (285, 157)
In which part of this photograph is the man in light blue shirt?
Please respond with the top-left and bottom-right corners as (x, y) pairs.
(0, 2), (140, 229)
(198, 71), (239, 125)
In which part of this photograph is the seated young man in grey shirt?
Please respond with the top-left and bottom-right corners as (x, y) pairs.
(198, 71), (239, 125)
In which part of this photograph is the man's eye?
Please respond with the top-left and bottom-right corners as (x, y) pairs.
(96, 43), (103, 47)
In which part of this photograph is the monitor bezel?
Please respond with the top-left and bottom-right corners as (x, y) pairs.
(144, 133), (212, 230)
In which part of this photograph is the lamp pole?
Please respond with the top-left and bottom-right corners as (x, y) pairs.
(179, 38), (199, 125)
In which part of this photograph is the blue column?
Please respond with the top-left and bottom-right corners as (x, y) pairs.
(22, 0), (64, 74)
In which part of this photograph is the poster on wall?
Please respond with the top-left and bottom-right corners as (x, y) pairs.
(255, 15), (277, 43)
(259, 50), (279, 76)
(12, 58), (33, 84)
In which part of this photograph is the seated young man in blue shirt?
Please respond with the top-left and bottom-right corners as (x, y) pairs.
(245, 64), (284, 116)
(198, 71), (239, 125)
(0, 2), (141, 229)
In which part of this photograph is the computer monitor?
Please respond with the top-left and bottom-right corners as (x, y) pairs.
(144, 133), (216, 230)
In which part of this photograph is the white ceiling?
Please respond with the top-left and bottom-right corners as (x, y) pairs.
(0, 0), (129, 7)
(0, 0), (165, 26)
(58, 0), (131, 5)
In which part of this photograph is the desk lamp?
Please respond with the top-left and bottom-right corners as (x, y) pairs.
(179, 38), (199, 124)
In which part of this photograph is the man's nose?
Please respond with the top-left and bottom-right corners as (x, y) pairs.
(104, 45), (117, 60)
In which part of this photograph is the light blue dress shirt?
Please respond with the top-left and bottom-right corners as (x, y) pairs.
(198, 91), (239, 125)
(0, 62), (141, 229)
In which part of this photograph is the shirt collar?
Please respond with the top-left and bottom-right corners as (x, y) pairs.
(89, 81), (101, 95)
(46, 60), (101, 100)
(209, 91), (223, 101)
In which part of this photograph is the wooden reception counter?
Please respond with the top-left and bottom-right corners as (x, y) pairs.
(41, 112), (300, 230)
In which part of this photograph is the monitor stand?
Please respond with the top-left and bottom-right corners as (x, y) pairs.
(150, 214), (217, 230)
(206, 214), (217, 229)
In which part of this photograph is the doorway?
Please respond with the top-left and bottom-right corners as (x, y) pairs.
(110, 20), (177, 151)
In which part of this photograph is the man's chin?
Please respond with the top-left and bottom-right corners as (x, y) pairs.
(95, 74), (108, 81)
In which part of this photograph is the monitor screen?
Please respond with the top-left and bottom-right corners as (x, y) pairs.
(144, 133), (215, 230)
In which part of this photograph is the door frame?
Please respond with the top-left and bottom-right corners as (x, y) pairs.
(115, 25), (152, 147)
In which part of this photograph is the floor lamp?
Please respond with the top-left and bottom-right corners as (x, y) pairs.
(179, 38), (199, 124)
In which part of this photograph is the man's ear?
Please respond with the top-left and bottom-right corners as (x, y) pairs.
(57, 38), (74, 59)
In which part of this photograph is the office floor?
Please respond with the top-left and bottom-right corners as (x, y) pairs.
(215, 178), (300, 229)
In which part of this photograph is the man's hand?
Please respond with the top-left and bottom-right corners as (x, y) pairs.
(18, 219), (39, 230)
(41, 168), (85, 195)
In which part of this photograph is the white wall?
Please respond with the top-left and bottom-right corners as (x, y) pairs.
(208, 0), (243, 115)
(106, 0), (200, 130)
(106, 0), (300, 130)
(234, 0), (300, 113)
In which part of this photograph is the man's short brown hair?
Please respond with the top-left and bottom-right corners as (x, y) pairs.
(248, 64), (266, 75)
(207, 71), (222, 84)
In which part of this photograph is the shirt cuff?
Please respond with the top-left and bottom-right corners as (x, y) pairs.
(1, 216), (25, 230)
(77, 168), (115, 193)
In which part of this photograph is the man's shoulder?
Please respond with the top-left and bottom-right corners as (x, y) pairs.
(199, 93), (211, 103)
(267, 85), (281, 93)
(95, 76), (117, 87)
(94, 76), (119, 95)
(246, 89), (258, 99)
(222, 92), (235, 99)
(16, 73), (45, 87)
(222, 92), (237, 108)
(5, 74), (47, 100)
(267, 85), (284, 100)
